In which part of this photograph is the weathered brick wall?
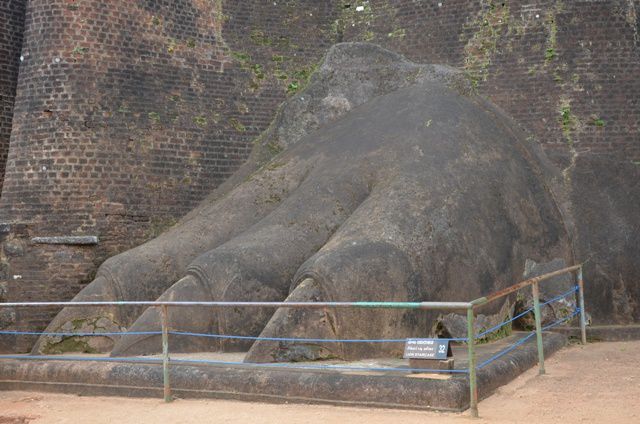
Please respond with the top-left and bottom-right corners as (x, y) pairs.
(0, 0), (638, 351)
(0, 0), (339, 351)
(337, 0), (639, 163)
(0, 0), (27, 192)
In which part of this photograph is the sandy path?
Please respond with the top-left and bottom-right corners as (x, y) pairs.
(0, 340), (638, 424)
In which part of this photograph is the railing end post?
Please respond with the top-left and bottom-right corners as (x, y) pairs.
(532, 281), (546, 375)
(577, 266), (587, 345)
(161, 304), (172, 403)
(467, 306), (479, 418)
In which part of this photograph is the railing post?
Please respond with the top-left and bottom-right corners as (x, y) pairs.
(161, 305), (172, 402)
(577, 266), (587, 345)
(467, 306), (478, 418)
(532, 281), (545, 375)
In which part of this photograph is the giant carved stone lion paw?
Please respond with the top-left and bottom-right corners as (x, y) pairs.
(32, 43), (570, 362)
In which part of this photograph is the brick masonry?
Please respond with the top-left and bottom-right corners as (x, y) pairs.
(337, 0), (639, 162)
(0, 0), (638, 352)
(0, 0), (339, 351)
(0, 0), (27, 192)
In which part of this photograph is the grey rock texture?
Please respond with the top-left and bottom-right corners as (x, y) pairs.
(569, 156), (640, 324)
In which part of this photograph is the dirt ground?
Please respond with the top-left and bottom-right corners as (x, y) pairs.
(0, 340), (638, 424)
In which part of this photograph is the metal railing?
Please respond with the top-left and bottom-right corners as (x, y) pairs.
(0, 264), (587, 417)
(465, 264), (586, 417)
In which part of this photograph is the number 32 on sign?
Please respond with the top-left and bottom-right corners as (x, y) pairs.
(403, 338), (451, 360)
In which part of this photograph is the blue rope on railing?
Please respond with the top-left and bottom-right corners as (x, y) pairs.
(540, 285), (579, 307)
(477, 308), (580, 369)
(0, 354), (164, 365)
(0, 302), (578, 374)
(474, 285), (579, 340)
(0, 353), (469, 374)
(0, 331), (162, 337)
(475, 306), (534, 339)
(477, 332), (536, 369)
(542, 308), (580, 331)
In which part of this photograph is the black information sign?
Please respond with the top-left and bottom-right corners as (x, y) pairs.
(403, 339), (451, 360)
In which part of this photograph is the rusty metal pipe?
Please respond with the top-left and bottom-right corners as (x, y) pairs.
(471, 265), (582, 308)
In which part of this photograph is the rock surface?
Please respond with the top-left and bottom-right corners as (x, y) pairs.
(33, 43), (572, 361)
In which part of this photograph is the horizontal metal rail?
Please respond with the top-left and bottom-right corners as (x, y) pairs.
(470, 264), (582, 307)
(2, 265), (582, 311)
(0, 300), (473, 310)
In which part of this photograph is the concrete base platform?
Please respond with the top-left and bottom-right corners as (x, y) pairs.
(0, 332), (567, 412)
